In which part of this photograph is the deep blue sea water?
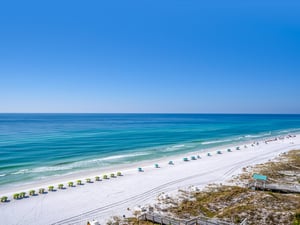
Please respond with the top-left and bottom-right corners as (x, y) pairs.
(1, 114), (300, 188)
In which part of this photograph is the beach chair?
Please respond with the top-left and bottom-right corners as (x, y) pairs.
(191, 156), (196, 160)
(168, 161), (174, 165)
(227, 149), (231, 152)
(217, 150), (222, 154)
(197, 155), (201, 159)
(138, 167), (143, 172)
(154, 164), (159, 168)
(207, 152), (211, 156)
(183, 157), (189, 162)
(236, 147), (240, 150)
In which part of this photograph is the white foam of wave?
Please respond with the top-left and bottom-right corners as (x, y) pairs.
(11, 169), (29, 175)
(0, 173), (6, 177)
(161, 144), (196, 152)
(87, 152), (150, 163)
(244, 132), (271, 138)
(10, 152), (151, 175)
(172, 144), (185, 148)
(202, 132), (275, 145)
(278, 129), (300, 134)
(202, 139), (236, 145)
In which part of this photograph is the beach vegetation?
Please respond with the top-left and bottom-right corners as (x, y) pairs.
(293, 210), (300, 225)
(58, 184), (64, 189)
(39, 188), (45, 194)
(103, 174), (108, 179)
(68, 181), (74, 187)
(86, 178), (91, 183)
(95, 176), (100, 181)
(110, 173), (115, 178)
(1, 196), (8, 202)
(117, 172), (122, 176)
(77, 180), (82, 185)
(29, 190), (35, 196)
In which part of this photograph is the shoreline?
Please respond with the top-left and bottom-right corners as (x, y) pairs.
(0, 133), (299, 225)
(0, 132), (298, 196)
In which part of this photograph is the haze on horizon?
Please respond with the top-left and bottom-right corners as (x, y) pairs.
(0, 1), (299, 114)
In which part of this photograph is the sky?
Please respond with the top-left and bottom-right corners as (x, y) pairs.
(0, 0), (299, 113)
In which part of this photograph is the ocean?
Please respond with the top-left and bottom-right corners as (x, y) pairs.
(1, 113), (300, 188)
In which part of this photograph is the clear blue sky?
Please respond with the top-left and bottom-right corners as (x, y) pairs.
(0, 1), (299, 113)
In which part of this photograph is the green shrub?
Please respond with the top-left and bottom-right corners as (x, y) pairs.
(58, 184), (64, 189)
(39, 188), (45, 194)
(117, 172), (122, 176)
(86, 178), (91, 183)
(77, 180), (82, 185)
(29, 190), (35, 196)
(110, 173), (115, 178)
(103, 174), (108, 179)
(68, 181), (74, 187)
(95, 176), (100, 181)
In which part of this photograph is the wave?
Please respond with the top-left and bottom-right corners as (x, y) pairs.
(202, 138), (238, 145)
(11, 169), (29, 175)
(244, 132), (271, 138)
(87, 152), (150, 163)
(9, 152), (151, 175)
(278, 129), (300, 134)
(202, 132), (275, 145)
(172, 144), (185, 148)
(0, 173), (6, 177)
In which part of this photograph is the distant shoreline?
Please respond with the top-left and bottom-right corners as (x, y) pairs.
(1, 133), (299, 224)
(0, 131), (298, 193)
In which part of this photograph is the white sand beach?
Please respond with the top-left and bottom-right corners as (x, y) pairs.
(0, 134), (299, 225)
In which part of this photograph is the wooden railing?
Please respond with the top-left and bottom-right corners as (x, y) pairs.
(247, 182), (300, 193)
(138, 212), (235, 225)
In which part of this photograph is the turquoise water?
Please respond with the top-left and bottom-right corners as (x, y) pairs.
(1, 114), (300, 188)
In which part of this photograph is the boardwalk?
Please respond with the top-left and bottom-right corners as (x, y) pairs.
(248, 182), (300, 194)
(139, 212), (236, 225)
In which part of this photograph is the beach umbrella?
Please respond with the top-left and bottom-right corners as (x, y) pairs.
(117, 171), (122, 176)
(1, 196), (8, 202)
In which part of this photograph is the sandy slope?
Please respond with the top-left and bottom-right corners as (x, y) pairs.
(0, 135), (299, 225)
